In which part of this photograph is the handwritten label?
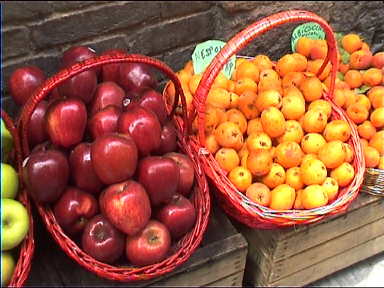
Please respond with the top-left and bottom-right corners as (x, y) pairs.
(192, 40), (236, 79)
(291, 22), (326, 52)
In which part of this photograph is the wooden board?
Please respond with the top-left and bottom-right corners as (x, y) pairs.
(25, 205), (248, 287)
(236, 193), (384, 287)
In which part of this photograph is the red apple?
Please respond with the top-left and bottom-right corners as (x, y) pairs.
(99, 180), (151, 236)
(156, 194), (196, 239)
(89, 82), (125, 116)
(119, 63), (157, 98)
(8, 66), (45, 106)
(53, 187), (98, 235)
(155, 121), (178, 155)
(61, 45), (100, 75)
(81, 214), (125, 264)
(45, 98), (87, 148)
(137, 89), (168, 125)
(126, 220), (171, 267)
(118, 104), (161, 156)
(58, 70), (97, 104)
(137, 156), (180, 206)
(28, 100), (48, 148)
(101, 49), (127, 83)
(23, 148), (69, 203)
(69, 142), (103, 194)
(88, 105), (121, 140)
(165, 152), (195, 197)
(91, 133), (138, 185)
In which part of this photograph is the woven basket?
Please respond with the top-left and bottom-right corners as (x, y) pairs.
(17, 54), (211, 282)
(361, 168), (384, 197)
(1, 109), (35, 287)
(188, 10), (365, 229)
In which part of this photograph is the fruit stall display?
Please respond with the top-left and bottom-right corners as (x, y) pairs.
(7, 51), (211, 282)
(1, 110), (34, 287)
(164, 10), (367, 229)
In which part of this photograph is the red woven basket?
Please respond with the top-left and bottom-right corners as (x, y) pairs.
(189, 10), (365, 229)
(17, 54), (211, 282)
(1, 109), (35, 287)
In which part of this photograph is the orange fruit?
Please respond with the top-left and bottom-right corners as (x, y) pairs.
(364, 146), (380, 168)
(215, 148), (240, 173)
(246, 183), (271, 207)
(277, 120), (304, 144)
(302, 110), (328, 134)
(341, 34), (363, 54)
(282, 71), (305, 89)
(322, 177), (339, 203)
(252, 55), (273, 71)
(212, 72), (229, 90)
(330, 162), (355, 187)
(368, 86), (384, 109)
(240, 149), (249, 168)
(205, 134), (219, 154)
(318, 140), (347, 169)
(310, 39), (328, 60)
(372, 52), (384, 69)
(275, 141), (304, 169)
(306, 59), (331, 81)
(285, 167), (304, 190)
(299, 77), (323, 102)
(378, 157), (384, 169)
(343, 89), (358, 109)
(246, 132), (272, 152)
(301, 133), (326, 154)
(281, 94), (306, 120)
(294, 189), (304, 209)
(344, 143), (354, 163)
(301, 153), (318, 164)
(339, 62), (350, 74)
(346, 103), (369, 124)
(301, 185), (328, 209)
(258, 79), (283, 94)
(235, 60), (260, 83)
(276, 54), (298, 77)
(215, 108), (228, 124)
(344, 70), (363, 89)
(229, 92), (240, 108)
(292, 53), (308, 72)
(333, 88), (347, 108)
(349, 49), (373, 70)
(357, 121), (377, 140)
(323, 120), (351, 142)
(355, 94), (371, 111)
(283, 86), (305, 101)
(214, 121), (244, 150)
(262, 163), (286, 189)
(361, 138), (369, 149)
(247, 118), (264, 135)
(261, 107), (286, 138)
(234, 78), (258, 95)
(369, 131), (384, 155)
(300, 158), (327, 185)
(229, 167), (253, 192)
(183, 61), (194, 74)
(207, 87), (231, 109)
(177, 70), (192, 84)
(227, 80), (236, 93)
(255, 89), (283, 112)
(370, 107), (384, 128)
(204, 106), (221, 134)
(308, 99), (332, 119)
(238, 90), (259, 120)
(226, 109), (248, 134)
(247, 149), (273, 177)
(362, 68), (383, 87)
(189, 74), (202, 95)
(259, 69), (280, 82)
(296, 37), (313, 57)
(270, 184), (296, 210)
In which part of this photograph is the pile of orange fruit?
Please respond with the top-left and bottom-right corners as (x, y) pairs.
(165, 32), (383, 211)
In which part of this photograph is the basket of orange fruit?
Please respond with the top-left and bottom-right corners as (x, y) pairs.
(164, 10), (366, 228)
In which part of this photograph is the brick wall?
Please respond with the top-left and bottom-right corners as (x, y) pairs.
(2, 1), (384, 115)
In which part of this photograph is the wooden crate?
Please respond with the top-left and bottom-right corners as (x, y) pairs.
(25, 205), (248, 287)
(230, 193), (384, 287)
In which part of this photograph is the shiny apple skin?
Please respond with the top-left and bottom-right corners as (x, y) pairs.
(155, 121), (178, 155)
(58, 70), (97, 104)
(165, 152), (195, 197)
(101, 49), (127, 83)
(137, 89), (168, 125)
(88, 105), (121, 140)
(89, 81), (125, 116)
(28, 100), (49, 148)
(61, 45), (100, 75)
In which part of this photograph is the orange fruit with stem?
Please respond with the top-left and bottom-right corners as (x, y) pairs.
(364, 146), (380, 168)
(238, 90), (259, 120)
(341, 33), (363, 54)
(322, 177), (339, 203)
(308, 99), (332, 119)
(302, 109), (328, 134)
(246, 183), (271, 207)
(300, 77), (323, 102)
(275, 141), (304, 169)
(285, 167), (304, 190)
(281, 94), (306, 120)
(370, 107), (384, 128)
(261, 107), (286, 138)
(300, 158), (327, 185)
(369, 131), (384, 155)
(301, 185), (328, 209)
(262, 163), (286, 189)
(330, 162), (355, 187)
(318, 140), (347, 169)
(282, 71), (305, 89)
(215, 148), (240, 173)
(357, 121), (377, 140)
(296, 37), (313, 57)
(252, 55), (273, 71)
(346, 103), (369, 124)
(214, 121), (244, 150)
(246, 132), (272, 152)
(247, 149), (273, 177)
(234, 78), (258, 95)
(344, 143), (354, 163)
(301, 133), (326, 154)
(270, 184), (296, 210)
(362, 68), (383, 87)
(247, 118), (264, 135)
(226, 109), (248, 134)
(277, 120), (304, 144)
(344, 70), (363, 89)
(235, 60), (260, 83)
(256, 89), (283, 112)
(228, 166), (253, 192)
(323, 120), (351, 142)
(368, 86), (384, 109)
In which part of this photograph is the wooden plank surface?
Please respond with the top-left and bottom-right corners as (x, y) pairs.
(206, 270), (245, 287)
(26, 205), (247, 287)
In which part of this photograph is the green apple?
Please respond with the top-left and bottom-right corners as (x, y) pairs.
(1, 118), (13, 162)
(1, 163), (19, 199)
(1, 199), (29, 251)
(1, 252), (15, 286)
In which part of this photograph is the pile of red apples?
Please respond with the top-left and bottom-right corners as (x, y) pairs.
(10, 46), (197, 266)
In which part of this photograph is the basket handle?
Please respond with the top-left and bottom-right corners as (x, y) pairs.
(194, 10), (339, 147)
(18, 54), (191, 156)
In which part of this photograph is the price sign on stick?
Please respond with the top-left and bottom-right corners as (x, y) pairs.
(291, 22), (326, 52)
(192, 40), (236, 79)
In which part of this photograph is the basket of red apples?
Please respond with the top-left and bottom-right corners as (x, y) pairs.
(15, 48), (210, 282)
